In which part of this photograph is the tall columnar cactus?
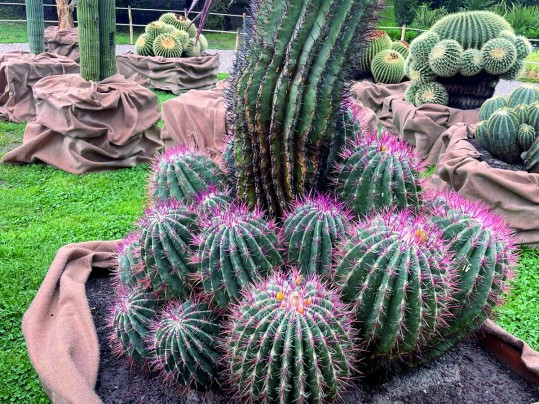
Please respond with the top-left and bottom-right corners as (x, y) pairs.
(139, 200), (198, 299)
(416, 191), (517, 363)
(150, 146), (227, 203)
(149, 299), (221, 389)
(281, 195), (352, 276)
(25, 0), (45, 54)
(334, 210), (455, 360)
(108, 286), (159, 363)
(194, 204), (283, 307)
(78, 0), (117, 81)
(230, 0), (379, 217)
(335, 132), (422, 217)
(225, 271), (357, 403)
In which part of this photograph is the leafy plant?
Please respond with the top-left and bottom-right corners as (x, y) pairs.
(412, 5), (448, 30)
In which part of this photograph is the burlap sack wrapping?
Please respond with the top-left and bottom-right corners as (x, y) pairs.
(0, 52), (79, 123)
(116, 52), (219, 94)
(427, 123), (539, 244)
(23, 241), (539, 402)
(2, 74), (163, 174)
(44, 26), (80, 62)
(350, 81), (479, 166)
(160, 80), (228, 153)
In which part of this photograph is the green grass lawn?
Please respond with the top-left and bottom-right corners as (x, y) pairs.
(0, 22), (237, 49)
(0, 84), (537, 401)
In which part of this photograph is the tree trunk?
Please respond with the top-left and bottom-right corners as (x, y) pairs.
(56, 0), (74, 29)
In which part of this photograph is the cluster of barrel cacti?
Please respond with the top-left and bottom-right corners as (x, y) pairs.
(405, 11), (532, 109)
(135, 13), (208, 58)
(108, 0), (519, 401)
(355, 30), (409, 84)
(475, 85), (539, 172)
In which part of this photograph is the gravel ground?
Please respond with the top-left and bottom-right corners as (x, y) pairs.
(0, 43), (236, 74)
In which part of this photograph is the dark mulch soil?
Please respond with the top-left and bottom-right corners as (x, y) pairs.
(469, 138), (527, 172)
(88, 272), (539, 404)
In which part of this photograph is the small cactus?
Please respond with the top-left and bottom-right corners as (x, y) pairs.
(357, 30), (393, 72)
(513, 104), (529, 124)
(410, 31), (440, 61)
(407, 59), (436, 84)
(194, 204), (283, 307)
(184, 38), (202, 57)
(414, 82), (449, 106)
(529, 102), (539, 132)
(334, 210), (455, 360)
(115, 232), (145, 289)
(139, 199), (198, 298)
(481, 38), (517, 75)
(404, 83), (420, 103)
(225, 271), (357, 403)
(149, 299), (221, 389)
(194, 184), (233, 218)
(153, 33), (184, 58)
(514, 36), (532, 60)
(371, 50), (405, 84)
(517, 124), (536, 153)
(459, 49), (483, 77)
(281, 195), (352, 276)
(135, 34), (154, 56)
(108, 286), (159, 362)
(428, 39), (463, 78)
(334, 132), (422, 217)
(479, 95), (507, 121)
(507, 84), (539, 108)
(500, 60), (524, 81)
(150, 146), (227, 203)
(391, 40), (410, 59)
(145, 20), (167, 43)
(478, 107), (521, 163)
(159, 12), (184, 30)
(198, 34), (208, 52)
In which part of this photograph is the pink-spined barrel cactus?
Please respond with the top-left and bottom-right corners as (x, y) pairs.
(334, 132), (422, 217)
(114, 231), (145, 289)
(194, 184), (234, 218)
(150, 146), (228, 203)
(281, 194), (353, 276)
(108, 286), (159, 363)
(225, 270), (357, 403)
(415, 190), (518, 363)
(193, 204), (283, 307)
(148, 299), (222, 390)
(139, 199), (198, 299)
(334, 209), (456, 362)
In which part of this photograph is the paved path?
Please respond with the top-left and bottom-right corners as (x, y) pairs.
(0, 43), (236, 74)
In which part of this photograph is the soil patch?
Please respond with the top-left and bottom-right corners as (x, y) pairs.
(88, 272), (539, 404)
(469, 137), (527, 172)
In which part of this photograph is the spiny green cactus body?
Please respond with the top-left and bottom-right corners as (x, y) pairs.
(335, 211), (455, 360)
(225, 271), (356, 403)
(460, 49), (483, 77)
(146, 21), (167, 43)
(198, 34), (208, 52)
(150, 300), (221, 389)
(514, 104), (529, 124)
(475, 120), (488, 140)
(416, 191), (516, 363)
(415, 82), (449, 106)
(514, 36), (532, 60)
(507, 85), (539, 107)
(162, 24), (177, 35)
(408, 60), (437, 83)
(500, 60), (524, 81)
(335, 133), (422, 217)
(358, 30), (393, 72)
(151, 146), (227, 203)
(153, 34), (184, 58)
(135, 34), (154, 56)
(391, 40), (410, 59)
(409, 31), (440, 61)
(281, 196), (351, 276)
(405, 83), (420, 103)
(518, 124), (536, 151)
(174, 29), (190, 48)
(195, 185), (233, 218)
(194, 205), (283, 307)
(478, 107), (521, 163)
(140, 200), (198, 299)
(529, 103), (539, 132)
(479, 96), (507, 121)
(115, 233), (145, 288)
(430, 11), (513, 49)
(428, 39), (463, 77)
(231, 0), (379, 217)
(371, 50), (405, 84)
(109, 287), (159, 362)
(26, 0), (45, 54)
(184, 38), (201, 57)
(481, 38), (517, 75)
(524, 138), (539, 173)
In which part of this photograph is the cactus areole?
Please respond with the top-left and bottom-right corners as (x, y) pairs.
(229, 0), (379, 217)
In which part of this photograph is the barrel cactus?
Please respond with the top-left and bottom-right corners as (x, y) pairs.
(371, 50), (405, 84)
(514, 104), (529, 124)
(115, 232), (145, 289)
(410, 31), (440, 61)
(507, 85), (539, 107)
(139, 200), (198, 299)
(184, 38), (202, 57)
(194, 184), (233, 218)
(108, 286), (159, 363)
(193, 204), (283, 307)
(479, 107), (521, 162)
(414, 82), (449, 106)
(479, 95), (507, 121)
(198, 34), (209, 52)
(391, 40), (410, 59)
(407, 59), (436, 83)
(428, 39), (463, 78)
(230, 0), (379, 217)
(146, 21), (167, 43)
(517, 124), (536, 151)
(415, 191), (517, 363)
(334, 210), (455, 361)
(357, 30), (393, 72)
(159, 12), (184, 30)
(149, 299), (221, 389)
(481, 38), (517, 75)
(150, 146), (227, 203)
(529, 103), (539, 132)
(334, 132), (422, 217)
(225, 271), (357, 403)
(135, 34), (154, 56)
(153, 33), (184, 58)
(281, 195), (352, 276)
(459, 49), (483, 77)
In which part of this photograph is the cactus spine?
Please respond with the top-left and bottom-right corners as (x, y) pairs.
(281, 195), (352, 276)
(225, 271), (357, 403)
(335, 132), (422, 216)
(25, 0), (45, 54)
(149, 300), (221, 389)
(230, 0), (379, 217)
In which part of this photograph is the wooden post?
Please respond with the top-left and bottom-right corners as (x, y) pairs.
(400, 24), (406, 41)
(184, 8), (187, 18)
(128, 5), (133, 45)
